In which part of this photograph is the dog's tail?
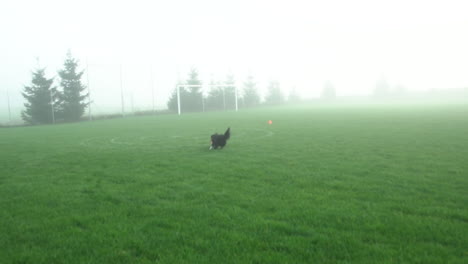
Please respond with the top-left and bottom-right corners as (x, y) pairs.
(224, 127), (230, 140)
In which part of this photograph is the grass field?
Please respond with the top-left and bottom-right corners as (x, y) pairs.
(1, 103), (467, 263)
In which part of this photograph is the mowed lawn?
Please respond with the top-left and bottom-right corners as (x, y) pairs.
(0, 103), (467, 264)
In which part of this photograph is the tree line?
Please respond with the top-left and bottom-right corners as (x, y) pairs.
(22, 51), (88, 125)
(20, 58), (343, 124)
(166, 68), (303, 113)
(20, 54), (410, 125)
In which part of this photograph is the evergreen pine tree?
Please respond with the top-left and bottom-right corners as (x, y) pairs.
(167, 71), (201, 113)
(58, 51), (88, 122)
(265, 81), (284, 105)
(288, 86), (301, 103)
(206, 79), (224, 111)
(21, 68), (59, 125)
(185, 68), (203, 112)
(167, 86), (179, 112)
(242, 74), (260, 107)
(223, 74), (236, 110)
(167, 85), (191, 113)
(321, 81), (336, 100)
(168, 74), (185, 113)
(373, 76), (389, 99)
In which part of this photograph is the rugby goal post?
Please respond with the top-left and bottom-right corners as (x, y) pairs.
(176, 84), (238, 115)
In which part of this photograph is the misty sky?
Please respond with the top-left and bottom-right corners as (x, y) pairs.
(1, 0), (468, 119)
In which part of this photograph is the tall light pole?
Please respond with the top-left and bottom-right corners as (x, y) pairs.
(50, 89), (55, 124)
(177, 85), (181, 115)
(120, 64), (124, 117)
(86, 59), (92, 121)
(150, 64), (155, 113)
(235, 85), (238, 111)
(6, 88), (11, 122)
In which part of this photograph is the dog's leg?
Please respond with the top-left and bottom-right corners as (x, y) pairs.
(209, 146), (213, 150)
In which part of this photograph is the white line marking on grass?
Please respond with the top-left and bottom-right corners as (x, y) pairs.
(110, 137), (133, 145)
(79, 137), (118, 150)
(79, 130), (274, 149)
(79, 137), (102, 147)
(79, 138), (92, 146)
(233, 128), (275, 140)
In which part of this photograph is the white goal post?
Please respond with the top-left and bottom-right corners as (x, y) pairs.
(176, 84), (238, 115)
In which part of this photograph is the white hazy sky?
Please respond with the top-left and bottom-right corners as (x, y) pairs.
(1, 0), (468, 117)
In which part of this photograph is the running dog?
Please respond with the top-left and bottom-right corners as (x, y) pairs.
(210, 127), (230, 150)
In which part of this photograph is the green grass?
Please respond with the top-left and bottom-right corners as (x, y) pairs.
(1, 103), (467, 263)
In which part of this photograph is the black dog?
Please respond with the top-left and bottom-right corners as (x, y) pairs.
(210, 127), (230, 150)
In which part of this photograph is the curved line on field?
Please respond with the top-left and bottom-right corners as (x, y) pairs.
(234, 128), (275, 140)
(79, 128), (274, 149)
(79, 137), (102, 146)
(79, 138), (92, 146)
(110, 137), (133, 145)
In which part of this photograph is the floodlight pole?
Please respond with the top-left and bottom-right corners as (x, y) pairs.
(177, 85), (181, 115)
(6, 88), (11, 122)
(150, 64), (155, 113)
(50, 89), (55, 124)
(120, 64), (124, 117)
(235, 86), (238, 111)
(222, 87), (226, 111)
(86, 59), (92, 121)
(202, 96), (205, 112)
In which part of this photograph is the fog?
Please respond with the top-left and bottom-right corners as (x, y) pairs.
(1, 0), (468, 122)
